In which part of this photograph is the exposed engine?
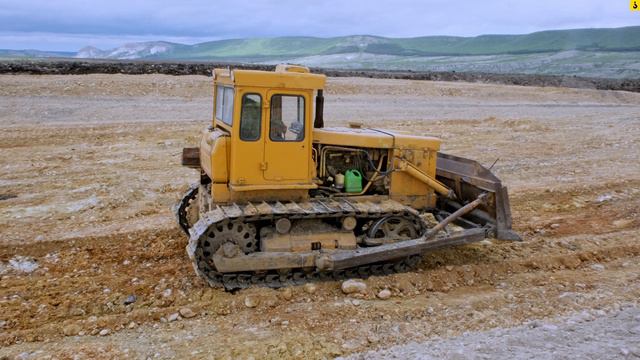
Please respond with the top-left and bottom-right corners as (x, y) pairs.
(313, 145), (389, 196)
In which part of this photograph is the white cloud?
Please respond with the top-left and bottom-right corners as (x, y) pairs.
(0, 32), (219, 51)
(0, 0), (637, 51)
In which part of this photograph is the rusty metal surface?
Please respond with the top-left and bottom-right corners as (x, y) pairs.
(184, 197), (429, 289)
(326, 228), (486, 270)
(212, 251), (316, 273)
(261, 227), (357, 252)
(436, 152), (520, 241)
(212, 227), (487, 274)
(426, 193), (488, 239)
(181, 147), (200, 168)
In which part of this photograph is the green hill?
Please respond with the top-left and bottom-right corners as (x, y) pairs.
(5, 26), (640, 78)
(153, 26), (640, 60)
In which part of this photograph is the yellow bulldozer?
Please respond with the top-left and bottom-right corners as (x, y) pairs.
(177, 64), (520, 289)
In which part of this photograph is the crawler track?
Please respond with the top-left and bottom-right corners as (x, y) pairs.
(175, 183), (198, 235)
(178, 188), (429, 290)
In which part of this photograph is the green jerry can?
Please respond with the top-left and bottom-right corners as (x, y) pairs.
(345, 169), (363, 193)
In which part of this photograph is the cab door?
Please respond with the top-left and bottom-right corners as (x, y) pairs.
(231, 89), (265, 186)
(263, 92), (310, 183)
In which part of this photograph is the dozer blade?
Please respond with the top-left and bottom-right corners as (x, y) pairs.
(436, 152), (521, 241)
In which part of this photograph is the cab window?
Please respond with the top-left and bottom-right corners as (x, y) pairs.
(270, 95), (305, 142)
(215, 85), (234, 126)
(240, 94), (262, 141)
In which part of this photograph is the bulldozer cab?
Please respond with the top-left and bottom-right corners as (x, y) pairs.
(211, 66), (325, 193)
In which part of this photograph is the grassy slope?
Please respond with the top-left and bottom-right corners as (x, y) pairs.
(165, 37), (348, 59)
(278, 50), (640, 78)
(155, 26), (640, 60)
(394, 27), (640, 55)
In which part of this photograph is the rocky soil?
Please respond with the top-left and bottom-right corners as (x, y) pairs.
(0, 74), (639, 359)
(346, 305), (640, 359)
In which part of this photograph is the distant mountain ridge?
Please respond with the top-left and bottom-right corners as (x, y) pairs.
(2, 26), (640, 79)
(76, 41), (186, 59)
(71, 26), (640, 61)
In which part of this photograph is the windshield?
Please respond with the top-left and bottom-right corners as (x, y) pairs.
(215, 85), (234, 126)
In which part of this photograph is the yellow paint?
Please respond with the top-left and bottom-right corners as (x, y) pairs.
(263, 90), (310, 182)
(398, 159), (450, 197)
(313, 127), (396, 148)
(389, 147), (439, 208)
(211, 183), (231, 203)
(202, 130), (229, 183)
(314, 127), (440, 150)
(230, 184), (317, 192)
(212, 68), (325, 96)
(313, 126), (441, 207)
(200, 65), (444, 208)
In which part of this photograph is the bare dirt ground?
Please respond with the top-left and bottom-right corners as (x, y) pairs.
(345, 305), (640, 359)
(0, 74), (639, 359)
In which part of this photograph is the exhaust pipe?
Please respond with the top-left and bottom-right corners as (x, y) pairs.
(314, 89), (324, 128)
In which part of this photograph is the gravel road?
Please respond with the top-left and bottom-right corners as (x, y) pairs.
(346, 306), (640, 360)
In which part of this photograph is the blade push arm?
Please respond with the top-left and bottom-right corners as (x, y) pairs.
(396, 158), (456, 199)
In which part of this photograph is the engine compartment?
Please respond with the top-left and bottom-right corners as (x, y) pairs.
(313, 145), (390, 197)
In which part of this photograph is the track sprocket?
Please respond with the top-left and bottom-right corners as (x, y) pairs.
(364, 215), (421, 245)
(199, 220), (258, 262)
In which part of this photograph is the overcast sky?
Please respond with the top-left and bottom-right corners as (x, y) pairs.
(0, 0), (638, 51)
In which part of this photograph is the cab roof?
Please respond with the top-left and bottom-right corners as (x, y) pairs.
(213, 64), (326, 90)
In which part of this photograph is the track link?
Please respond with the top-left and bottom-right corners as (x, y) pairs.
(181, 196), (429, 290)
(175, 183), (198, 235)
